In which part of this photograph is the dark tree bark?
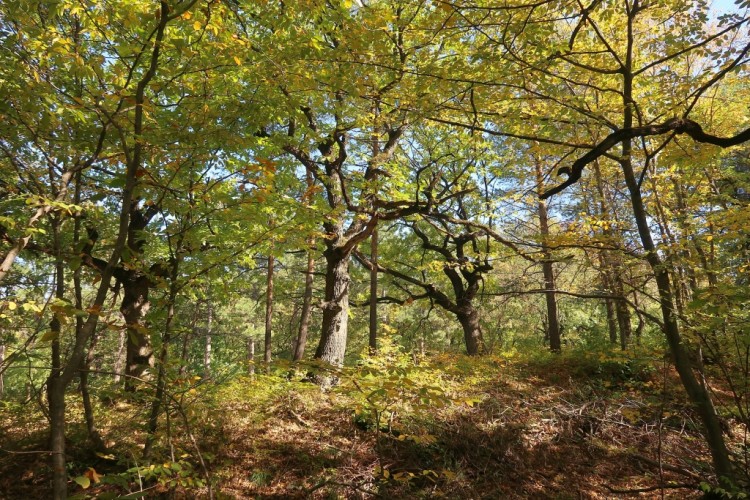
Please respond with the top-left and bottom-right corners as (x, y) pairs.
(47, 217), (67, 500)
(121, 270), (153, 390)
(456, 306), (483, 356)
(316, 245), (351, 366)
(121, 203), (160, 391)
(80, 332), (105, 451)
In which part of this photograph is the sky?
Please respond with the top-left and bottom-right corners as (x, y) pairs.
(710, 0), (745, 14)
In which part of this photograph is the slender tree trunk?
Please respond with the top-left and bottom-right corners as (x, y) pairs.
(605, 298), (618, 344)
(542, 261), (561, 352)
(204, 300), (212, 378)
(0, 343), (4, 398)
(248, 338), (255, 376)
(73, 173), (104, 449)
(592, 161), (628, 346)
(264, 255), (274, 369)
(113, 328), (126, 383)
(598, 260), (618, 345)
(369, 227), (378, 352)
(80, 331), (105, 451)
(535, 159), (561, 352)
(44, 4), (170, 491)
(624, 161), (733, 478)
(293, 249), (315, 361)
(620, 12), (732, 478)
(613, 278), (632, 350)
(48, 376), (66, 500)
(48, 216), (67, 500)
(143, 264), (178, 459)
(315, 246), (351, 366)
(294, 170), (317, 362)
(48, 312), (67, 499)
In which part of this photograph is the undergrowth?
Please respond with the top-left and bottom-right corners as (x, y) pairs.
(1, 341), (747, 498)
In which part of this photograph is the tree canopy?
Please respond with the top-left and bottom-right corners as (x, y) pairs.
(1, 0), (750, 497)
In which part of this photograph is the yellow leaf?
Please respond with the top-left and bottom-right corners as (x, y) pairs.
(85, 467), (102, 484)
(193, 21), (202, 31)
(181, 11), (192, 20)
(7, 301), (16, 311)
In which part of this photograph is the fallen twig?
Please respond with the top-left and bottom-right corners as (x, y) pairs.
(289, 409), (311, 427)
(630, 453), (702, 481)
(605, 482), (698, 495)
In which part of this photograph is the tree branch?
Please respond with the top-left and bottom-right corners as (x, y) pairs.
(541, 118), (750, 199)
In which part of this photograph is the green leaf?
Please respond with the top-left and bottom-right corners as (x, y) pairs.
(73, 475), (90, 489)
(40, 330), (59, 342)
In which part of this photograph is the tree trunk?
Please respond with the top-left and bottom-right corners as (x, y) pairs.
(315, 246), (351, 366)
(369, 227), (378, 352)
(613, 278), (632, 350)
(605, 298), (618, 344)
(204, 300), (212, 378)
(248, 337), (255, 376)
(542, 261), (561, 352)
(80, 332), (105, 451)
(293, 249), (315, 361)
(620, 16), (732, 477)
(264, 255), (274, 370)
(598, 263), (619, 345)
(48, 376), (67, 500)
(121, 273), (153, 391)
(143, 267), (178, 459)
(625, 163), (732, 478)
(456, 306), (483, 356)
(48, 219), (67, 500)
(592, 161), (629, 347)
(113, 327), (126, 383)
(0, 343), (4, 398)
(535, 159), (561, 352)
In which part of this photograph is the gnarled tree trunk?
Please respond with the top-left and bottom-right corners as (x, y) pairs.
(315, 245), (351, 366)
(456, 306), (483, 356)
(121, 273), (153, 391)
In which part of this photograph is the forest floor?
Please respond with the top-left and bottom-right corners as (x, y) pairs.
(0, 347), (745, 499)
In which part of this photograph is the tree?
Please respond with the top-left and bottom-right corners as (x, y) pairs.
(507, 0), (749, 480)
(243, 0), (462, 366)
